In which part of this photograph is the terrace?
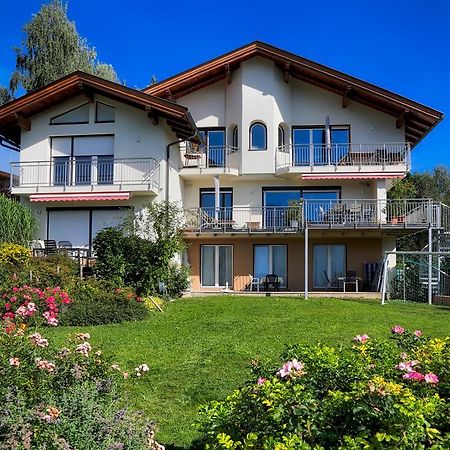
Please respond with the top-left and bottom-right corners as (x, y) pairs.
(184, 199), (448, 233)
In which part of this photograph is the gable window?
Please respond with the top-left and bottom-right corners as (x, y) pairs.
(249, 122), (267, 150)
(292, 126), (350, 166)
(50, 103), (89, 125)
(95, 102), (115, 123)
(201, 245), (233, 287)
(278, 125), (285, 147)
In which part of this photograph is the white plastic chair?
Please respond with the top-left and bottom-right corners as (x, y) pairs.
(249, 274), (260, 292)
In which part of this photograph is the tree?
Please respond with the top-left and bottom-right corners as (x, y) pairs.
(6, 0), (119, 99)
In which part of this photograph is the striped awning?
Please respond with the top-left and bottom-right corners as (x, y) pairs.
(301, 173), (405, 180)
(29, 192), (131, 202)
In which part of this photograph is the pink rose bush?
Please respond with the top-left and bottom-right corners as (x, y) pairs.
(1, 285), (71, 329)
(197, 326), (450, 449)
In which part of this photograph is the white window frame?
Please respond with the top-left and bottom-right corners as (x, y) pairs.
(313, 244), (346, 289)
(200, 245), (233, 288)
(254, 244), (287, 287)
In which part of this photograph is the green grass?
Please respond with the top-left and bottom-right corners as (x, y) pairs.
(50, 296), (450, 448)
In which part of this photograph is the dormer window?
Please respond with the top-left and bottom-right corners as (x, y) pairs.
(249, 122), (267, 150)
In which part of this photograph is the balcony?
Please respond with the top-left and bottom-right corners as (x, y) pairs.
(179, 145), (239, 177)
(275, 143), (410, 176)
(184, 199), (445, 234)
(10, 157), (160, 195)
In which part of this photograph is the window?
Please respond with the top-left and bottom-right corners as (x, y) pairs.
(263, 189), (301, 228)
(75, 156), (92, 184)
(292, 126), (350, 165)
(201, 245), (233, 287)
(95, 102), (115, 123)
(254, 245), (287, 288)
(97, 156), (114, 184)
(53, 157), (70, 185)
(313, 244), (346, 288)
(302, 190), (339, 222)
(200, 188), (233, 224)
(199, 128), (225, 167)
(249, 122), (267, 150)
(50, 103), (89, 125)
(232, 126), (239, 148)
(278, 125), (285, 147)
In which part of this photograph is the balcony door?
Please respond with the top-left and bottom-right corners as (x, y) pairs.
(313, 244), (346, 289)
(292, 126), (349, 166)
(200, 188), (232, 225)
(199, 128), (225, 167)
(263, 189), (301, 229)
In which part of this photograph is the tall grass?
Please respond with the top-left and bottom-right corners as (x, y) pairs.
(0, 195), (37, 246)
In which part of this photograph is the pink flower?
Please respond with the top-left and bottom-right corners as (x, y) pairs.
(75, 342), (92, 357)
(400, 352), (408, 360)
(414, 330), (422, 337)
(9, 357), (20, 367)
(257, 377), (267, 385)
(36, 358), (56, 373)
(277, 359), (305, 379)
(403, 371), (425, 381)
(29, 332), (49, 348)
(392, 325), (405, 334)
(353, 334), (369, 343)
(424, 373), (439, 384)
(396, 360), (419, 372)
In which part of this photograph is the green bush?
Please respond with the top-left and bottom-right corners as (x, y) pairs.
(0, 243), (31, 267)
(59, 279), (148, 326)
(93, 202), (190, 298)
(196, 327), (450, 449)
(0, 325), (153, 449)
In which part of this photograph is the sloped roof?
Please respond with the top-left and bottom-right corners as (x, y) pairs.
(144, 41), (443, 146)
(0, 71), (199, 145)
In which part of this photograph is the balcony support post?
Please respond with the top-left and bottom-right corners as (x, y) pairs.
(304, 226), (309, 299)
(428, 225), (433, 305)
(214, 175), (220, 225)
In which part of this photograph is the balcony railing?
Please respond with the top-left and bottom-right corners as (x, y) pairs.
(275, 143), (411, 170)
(184, 199), (444, 233)
(180, 145), (239, 170)
(10, 158), (160, 190)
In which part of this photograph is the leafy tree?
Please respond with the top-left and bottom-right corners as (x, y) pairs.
(4, 0), (119, 101)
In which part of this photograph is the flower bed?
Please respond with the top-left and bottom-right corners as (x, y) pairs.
(196, 326), (450, 449)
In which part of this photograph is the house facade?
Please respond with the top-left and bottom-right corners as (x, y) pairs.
(0, 42), (445, 294)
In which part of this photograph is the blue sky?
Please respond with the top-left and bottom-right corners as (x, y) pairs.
(1, 0), (449, 173)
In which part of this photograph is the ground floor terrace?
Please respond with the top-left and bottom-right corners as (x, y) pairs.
(186, 231), (398, 293)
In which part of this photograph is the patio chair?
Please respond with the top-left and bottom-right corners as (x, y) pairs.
(343, 270), (359, 292)
(249, 274), (260, 292)
(58, 240), (72, 248)
(44, 240), (57, 256)
(264, 274), (279, 291)
(323, 271), (339, 290)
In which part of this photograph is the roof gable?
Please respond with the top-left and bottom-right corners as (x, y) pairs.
(0, 71), (199, 145)
(144, 41), (443, 146)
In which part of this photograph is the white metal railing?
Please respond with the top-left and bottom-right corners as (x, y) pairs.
(10, 158), (160, 190)
(184, 199), (443, 233)
(275, 143), (411, 170)
(180, 145), (239, 170)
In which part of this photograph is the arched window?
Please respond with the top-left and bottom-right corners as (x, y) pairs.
(232, 126), (239, 148)
(278, 125), (285, 147)
(249, 122), (267, 150)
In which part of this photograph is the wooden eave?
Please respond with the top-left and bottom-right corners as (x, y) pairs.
(144, 41), (443, 147)
(0, 71), (199, 145)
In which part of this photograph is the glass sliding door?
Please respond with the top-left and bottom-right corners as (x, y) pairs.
(201, 245), (233, 287)
(254, 245), (287, 287)
(331, 127), (350, 163)
(199, 128), (225, 167)
(200, 189), (233, 225)
(313, 244), (346, 289)
(302, 190), (339, 223)
(263, 189), (301, 229)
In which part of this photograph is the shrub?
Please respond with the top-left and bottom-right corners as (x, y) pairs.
(0, 243), (31, 267)
(59, 279), (148, 326)
(0, 285), (71, 329)
(0, 195), (37, 246)
(93, 201), (190, 298)
(0, 324), (153, 449)
(196, 327), (450, 449)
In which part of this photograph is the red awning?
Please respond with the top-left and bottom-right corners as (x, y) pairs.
(29, 192), (131, 202)
(301, 173), (405, 180)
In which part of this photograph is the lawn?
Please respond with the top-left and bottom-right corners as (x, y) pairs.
(51, 296), (450, 448)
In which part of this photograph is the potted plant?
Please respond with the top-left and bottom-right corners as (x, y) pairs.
(286, 200), (303, 228)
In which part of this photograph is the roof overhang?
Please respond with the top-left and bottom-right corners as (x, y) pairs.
(29, 192), (132, 202)
(144, 41), (443, 147)
(0, 72), (200, 146)
(301, 173), (405, 180)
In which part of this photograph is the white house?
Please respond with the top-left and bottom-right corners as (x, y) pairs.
(0, 42), (445, 294)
